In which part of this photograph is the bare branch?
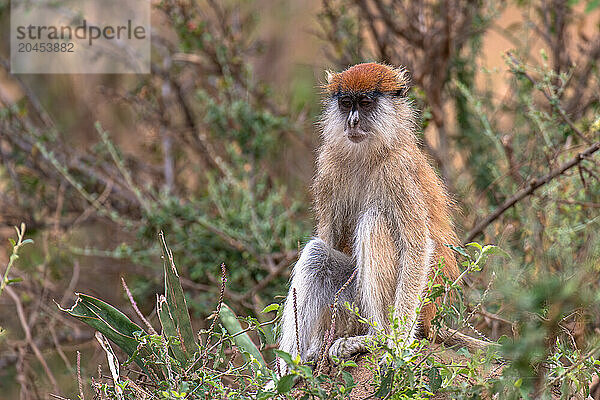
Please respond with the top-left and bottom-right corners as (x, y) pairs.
(5, 285), (60, 394)
(466, 141), (600, 242)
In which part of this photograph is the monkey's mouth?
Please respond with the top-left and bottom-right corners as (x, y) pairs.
(346, 128), (367, 143)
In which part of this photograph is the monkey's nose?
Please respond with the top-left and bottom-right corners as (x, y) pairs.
(347, 110), (359, 128)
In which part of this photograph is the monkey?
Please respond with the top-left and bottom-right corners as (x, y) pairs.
(277, 62), (460, 372)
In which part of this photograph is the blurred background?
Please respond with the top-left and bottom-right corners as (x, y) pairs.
(0, 0), (599, 398)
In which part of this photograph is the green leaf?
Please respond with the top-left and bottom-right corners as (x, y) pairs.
(261, 303), (280, 314)
(496, 335), (509, 345)
(457, 347), (470, 358)
(60, 294), (143, 354)
(465, 242), (483, 251)
(427, 367), (442, 391)
(256, 391), (275, 400)
(341, 370), (354, 387)
(445, 244), (469, 258)
(480, 245), (510, 259)
(258, 321), (276, 346)
(157, 294), (188, 367)
(257, 327), (267, 350)
(220, 303), (267, 370)
(298, 364), (313, 378)
(277, 374), (296, 393)
(374, 368), (394, 398)
(213, 342), (226, 369)
(514, 378), (523, 388)
(59, 294), (151, 373)
(161, 235), (198, 362)
(273, 349), (294, 366)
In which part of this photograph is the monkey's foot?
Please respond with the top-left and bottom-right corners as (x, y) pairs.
(328, 335), (369, 362)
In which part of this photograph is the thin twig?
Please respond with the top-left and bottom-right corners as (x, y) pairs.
(58, 261), (80, 307)
(0, 56), (55, 128)
(49, 324), (73, 370)
(475, 308), (515, 327)
(5, 285), (60, 393)
(240, 251), (297, 301)
(121, 277), (158, 336)
(1, 223), (31, 296)
(77, 351), (85, 400)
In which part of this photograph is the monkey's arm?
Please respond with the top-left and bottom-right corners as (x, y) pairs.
(328, 208), (402, 360)
(389, 181), (433, 344)
(353, 208), (399, 331)
(329, 206), (431, 361)
(394, 229), (434, 344)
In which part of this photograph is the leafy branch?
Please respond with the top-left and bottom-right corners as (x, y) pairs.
(0, 223), (33, 296)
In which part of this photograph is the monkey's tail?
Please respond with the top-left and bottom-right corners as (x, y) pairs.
(436, 327), (498, 352)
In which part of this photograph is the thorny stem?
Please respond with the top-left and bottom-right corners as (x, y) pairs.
(200, 263), (227, 368)
(293, 288), (301, 357)
(121, 277), (158, 336)
(77, 351), (85, 400)
(184, 263), (228, 375)
(186, 263), (233, 373)
(316, 268), (358, 374)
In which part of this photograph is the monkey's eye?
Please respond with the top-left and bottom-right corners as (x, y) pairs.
(339, 96), (352, 110)
(358, 96), (373, 108)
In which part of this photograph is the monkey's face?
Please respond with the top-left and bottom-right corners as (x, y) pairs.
(336, 92), (378, 143)
(320, 63), (414, 150)
(320, 93), (409, 150)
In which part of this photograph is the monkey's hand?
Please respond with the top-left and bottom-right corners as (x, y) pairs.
(328, 335), (369, 362)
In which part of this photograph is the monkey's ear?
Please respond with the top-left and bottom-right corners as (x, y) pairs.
(393, 67), (409, 85)
(325, 70), (336, 84)
(393, 67), (410, 97)
(393, 85), (410, 97)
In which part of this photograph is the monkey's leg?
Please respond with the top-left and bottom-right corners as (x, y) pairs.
(278, 238), (356, 373)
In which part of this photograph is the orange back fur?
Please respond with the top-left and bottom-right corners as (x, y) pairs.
(418, 160), (460, 335)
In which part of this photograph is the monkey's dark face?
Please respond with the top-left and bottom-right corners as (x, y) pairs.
(336, 92), (378, 143)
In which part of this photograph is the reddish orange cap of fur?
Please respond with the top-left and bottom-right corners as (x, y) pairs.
(324, 62), (409, 94)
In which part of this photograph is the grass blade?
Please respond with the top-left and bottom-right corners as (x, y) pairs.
(160, 232), (198, 363)
(220, 303), (266, 369)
